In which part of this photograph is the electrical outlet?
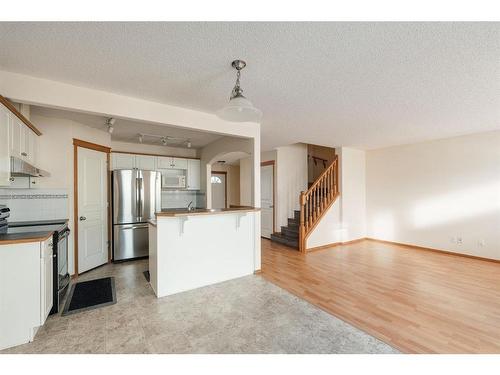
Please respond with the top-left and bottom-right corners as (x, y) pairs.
(478, 239), (486, 247)
(457, 237), (463, 245)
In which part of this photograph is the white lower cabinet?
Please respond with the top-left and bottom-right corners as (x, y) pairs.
(0, 239), (53, 350)
(40, 238), (53, 324)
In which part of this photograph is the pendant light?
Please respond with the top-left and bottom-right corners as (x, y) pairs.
(217, 60), (262, 122)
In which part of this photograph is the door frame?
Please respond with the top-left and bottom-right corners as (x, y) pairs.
(73, 139), (111, 276)
(211, 171), (228, 208)
(260, 160), (276, 234)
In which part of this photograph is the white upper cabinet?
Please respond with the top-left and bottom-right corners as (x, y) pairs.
(171, 157), (188, 170)
(187, 159), (201, 190)
(0, 104), (11, 186)
(110, 152), (200, 190)
(9, 116), (22, 159)
(135, 155), (156, 170)
(157, 156), (188, 170)
(112, 153), (136, 169)
(9, 114), (39, 166)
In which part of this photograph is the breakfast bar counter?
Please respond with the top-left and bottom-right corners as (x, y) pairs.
(148, 207), (260, 298)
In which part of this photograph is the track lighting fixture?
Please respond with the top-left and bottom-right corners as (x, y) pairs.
(106, 117), (115, 134)
(136, 133), (193, 148)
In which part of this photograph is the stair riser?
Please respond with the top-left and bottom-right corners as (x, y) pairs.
(270, 234), (299, 249)
(281, 227), (299, 239)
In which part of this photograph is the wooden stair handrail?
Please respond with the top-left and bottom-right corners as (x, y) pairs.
(299, 155), (339, 252)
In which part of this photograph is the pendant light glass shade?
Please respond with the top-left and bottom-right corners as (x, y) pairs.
(217, 95), (262, 122)
(217, 59), (262, 123)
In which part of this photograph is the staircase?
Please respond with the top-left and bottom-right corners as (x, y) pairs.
(270, 155), (339, 252)
(270, 210), (301, 249)
(299, 155), (339, 252)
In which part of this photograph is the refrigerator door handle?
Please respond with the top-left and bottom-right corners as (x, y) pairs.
(137, 177), (143, 218)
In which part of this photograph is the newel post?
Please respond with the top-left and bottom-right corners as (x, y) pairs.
(299, 191), (306, 253)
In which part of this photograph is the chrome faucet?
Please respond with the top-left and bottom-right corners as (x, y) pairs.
(187, 201), (194, 211)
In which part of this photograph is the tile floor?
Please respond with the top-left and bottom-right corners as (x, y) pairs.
(1, 259), (398, 354)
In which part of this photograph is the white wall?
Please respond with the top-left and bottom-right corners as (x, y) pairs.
(366, 131), (500, 260)
(275, 144), (308, 228)
(339, 147), (366, 242)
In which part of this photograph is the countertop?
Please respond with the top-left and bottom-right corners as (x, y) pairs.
(155, 207), (260, 217)
(0, 231), (54, 245)
(0, 219), (68, 245)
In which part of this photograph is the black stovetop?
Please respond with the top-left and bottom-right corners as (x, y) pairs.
(0, 219), (68, 237)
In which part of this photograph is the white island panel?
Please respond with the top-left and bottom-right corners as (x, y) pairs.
(152, 211), (256, 297)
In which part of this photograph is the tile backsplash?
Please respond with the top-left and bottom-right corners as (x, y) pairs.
(161, 190), (205, 209)
(0, 188), (69, 222)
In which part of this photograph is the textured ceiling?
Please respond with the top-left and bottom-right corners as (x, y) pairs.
(31, 106), (222, 149)
(1, 22), (499, 150)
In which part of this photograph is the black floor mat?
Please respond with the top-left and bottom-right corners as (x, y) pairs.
(62, 277), (116, 316)
(143, 270), (150, 282)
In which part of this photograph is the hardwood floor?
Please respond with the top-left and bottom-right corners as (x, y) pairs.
(261, 238), (500, 353)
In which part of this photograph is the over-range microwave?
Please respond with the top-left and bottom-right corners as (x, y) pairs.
(162, 174), (186, 189)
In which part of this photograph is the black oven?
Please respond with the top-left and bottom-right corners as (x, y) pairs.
(50, 225), (70, 315)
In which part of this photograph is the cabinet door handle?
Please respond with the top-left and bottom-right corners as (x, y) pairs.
(21, 152), (28, 156)
(79, 216), (87, 221)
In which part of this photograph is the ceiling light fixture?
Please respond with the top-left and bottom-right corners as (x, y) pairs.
(217, 60), (262, 123)
(106, 118), (115, 134)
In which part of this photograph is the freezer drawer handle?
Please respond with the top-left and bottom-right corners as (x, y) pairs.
(119, 224), (149, 230)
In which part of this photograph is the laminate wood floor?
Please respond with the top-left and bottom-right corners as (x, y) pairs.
(261, 238), (500, 353)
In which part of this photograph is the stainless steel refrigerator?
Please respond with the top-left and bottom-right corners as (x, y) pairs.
(112, 169), (161, 261)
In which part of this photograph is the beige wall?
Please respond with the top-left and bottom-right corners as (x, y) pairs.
(308, 144), (336, 184)
(200, 136), (253, 209)
(211, 163), (241, 207)
(366, 130), (500, 260)
(239, 157), (252, 206)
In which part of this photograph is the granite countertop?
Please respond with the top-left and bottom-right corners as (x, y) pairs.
(155, 206), (260, 217)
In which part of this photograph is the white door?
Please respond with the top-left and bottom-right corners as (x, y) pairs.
(261, 164), (274, 238)
(78, 147), (108, 273)
(211, 172), (227, 209)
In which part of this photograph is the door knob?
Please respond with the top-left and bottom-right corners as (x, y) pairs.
(79, 216), (87, 221)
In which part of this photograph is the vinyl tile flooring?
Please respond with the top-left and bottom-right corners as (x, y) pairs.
(1, 258), (397, 354)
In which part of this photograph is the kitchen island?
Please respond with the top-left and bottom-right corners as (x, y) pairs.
(148, 207), (260, 298)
